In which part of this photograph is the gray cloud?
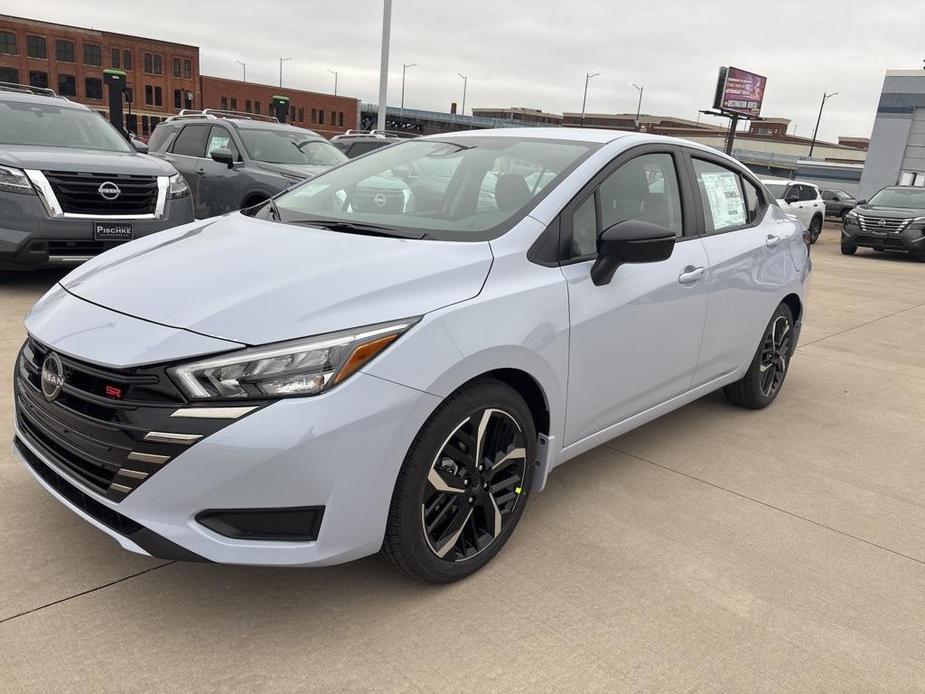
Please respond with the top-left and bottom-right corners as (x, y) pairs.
(11, 0), (924, 141)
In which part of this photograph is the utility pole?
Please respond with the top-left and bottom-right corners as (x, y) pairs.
(235, 60), (246, 83)
(457, 73), (468, 116)
(279, 57), (291, 88)
(376, 0), (392, 132)
(400, 63), (416, 121)
(327, 69), (338, 96)
(581, 73), (599, 128)
(631, 82), (644, 131)
(808, 91), (838, 158)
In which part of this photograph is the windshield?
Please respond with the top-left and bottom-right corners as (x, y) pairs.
(764, 183), (788, 199)
(274, 137), (598, 240)
(868, 187), (925, 209)
(0, 101), (132, 152)
(238, 128), (347, 166)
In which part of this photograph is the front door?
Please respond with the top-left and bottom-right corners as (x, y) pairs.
(197, 126), (244, 218)
(562, 149), (709, 446)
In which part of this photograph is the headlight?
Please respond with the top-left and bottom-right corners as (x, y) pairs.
(846, 209), (859, 218)
(0, 165), (35, 195)
(169, 318), (419, 400)
(167, 173), (190, 199)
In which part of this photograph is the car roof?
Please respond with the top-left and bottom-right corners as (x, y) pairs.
(426, 127), (633, 144)
(759, 178), (817, 187)
(0, 89), (88, 111)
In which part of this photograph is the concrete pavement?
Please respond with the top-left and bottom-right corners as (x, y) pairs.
(1, 225), (924, 692)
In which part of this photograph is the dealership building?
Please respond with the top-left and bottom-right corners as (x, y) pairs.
(858, 70), (925, 197)
(0, 14), (358, 138)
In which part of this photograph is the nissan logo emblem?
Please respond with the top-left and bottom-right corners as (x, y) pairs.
(877, 219), (887, 228)
(41, 352), (66, 402)
(98, 181), (122, 201)
(374, 193), (388, 208)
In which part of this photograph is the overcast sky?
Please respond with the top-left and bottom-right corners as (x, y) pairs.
(10, 0), (925, 141)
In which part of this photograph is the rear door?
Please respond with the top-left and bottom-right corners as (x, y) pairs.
(687, 153), (794, 385)
(562, 146), (710, 445)
(167, 124), (210, 218)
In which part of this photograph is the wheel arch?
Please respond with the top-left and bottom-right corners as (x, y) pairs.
(781, 292), (803, 324)
(462, 368), (551, 436)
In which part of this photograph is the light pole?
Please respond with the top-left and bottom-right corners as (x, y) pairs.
(457, 73), (468, 116)
(580, 72), (599, 128)
(400, 63), (416, 121)
(327, 69), (338, 96)
(234, 59), (246, 83)
(631, 82), (644, 131)
(279, 57), (292, 88)
(808, 91), (838, 158)
(376, 0), (392, 132)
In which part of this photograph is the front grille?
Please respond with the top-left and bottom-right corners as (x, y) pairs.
(43, 171), (159, 216)
(47, 241), (106, 256)
(854, 235), (909, 250)
(14, 339), (253, 502)
(857, 215), (911, 234)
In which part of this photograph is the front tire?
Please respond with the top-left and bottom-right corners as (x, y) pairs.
(382, 380), (536, 583)
(808, 216), (823, 244)
(841, 241), (857, 255)
(724, 304), (795, 410)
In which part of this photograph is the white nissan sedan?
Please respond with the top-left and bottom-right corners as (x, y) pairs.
(14, 129), (810, 582)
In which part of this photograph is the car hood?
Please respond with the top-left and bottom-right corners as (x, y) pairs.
(256, 161), (329, 179)
(856, 205), (925, 218)
(0, 144), (176, 176)
(61, 214), (494, 345)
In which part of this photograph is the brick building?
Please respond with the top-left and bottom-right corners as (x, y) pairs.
(471, 107), (563, 126)
(0, 14), (200, 138)
(199, 76), (358, 137)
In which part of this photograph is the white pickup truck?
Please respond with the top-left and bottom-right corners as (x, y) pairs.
(761, 179), (826, 243)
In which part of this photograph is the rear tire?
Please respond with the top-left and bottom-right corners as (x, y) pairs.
(841, 241), (857, 255)
(382, 380), (536, 583)
(724, 304), (795, 410)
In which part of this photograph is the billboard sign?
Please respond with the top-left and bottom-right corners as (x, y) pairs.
(713, 66), (767, 118)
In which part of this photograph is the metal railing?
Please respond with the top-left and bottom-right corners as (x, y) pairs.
(0, 81), (61, 98)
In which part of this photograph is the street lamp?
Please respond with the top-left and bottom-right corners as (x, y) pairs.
(327, 68), (338, 96)
(631, 82), (644, 131)
(376, 0), (392, 132)
(400, 63), (417, 120)
(580, 72), (600, 128)
(234, 59), (246, 83)
(279, 57), (292, 88)
(457, 73), (468, 116)
(808, 91), (838, 158)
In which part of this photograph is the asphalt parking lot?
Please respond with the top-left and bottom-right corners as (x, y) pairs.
(1, 222), (924, 692)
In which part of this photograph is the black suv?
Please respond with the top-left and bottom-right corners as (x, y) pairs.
(330, 130), (414, 158)
(148, 110), (347, 219)
(821, 189), (858, 220)
(842, 186), (925, 259)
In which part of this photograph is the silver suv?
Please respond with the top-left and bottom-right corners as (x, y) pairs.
(0, 82), (194, 272)
(148, 110), (347, 219)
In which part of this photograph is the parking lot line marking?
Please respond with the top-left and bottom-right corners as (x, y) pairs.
(797, 299), (925, 349)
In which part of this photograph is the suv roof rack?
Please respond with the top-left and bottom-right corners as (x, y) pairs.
(166, 109), (280, 124)
(336, 129), (417, 140)
(0, 81), (62, 98)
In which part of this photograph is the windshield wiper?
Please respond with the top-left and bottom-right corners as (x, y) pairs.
(285, 219), (428, 240)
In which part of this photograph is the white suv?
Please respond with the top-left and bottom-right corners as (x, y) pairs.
(760, 179), (826, 243)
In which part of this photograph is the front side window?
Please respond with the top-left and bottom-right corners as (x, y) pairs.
(171, 124), (210, 157)
(0, 31), (16, 55)
(206, 127), (239, 159)
(763, 182), (787, 200)
(26, 35), (47, 59)
(56, 39), (74, 62)
(570, 194), (598, 258)
(693, 158), (747, 233)
(85, 77), (103, 100)
(238, 128), (348, 167)
(0, 101), (132, 151)
(599, 153), (683, 236)
(275, 137), (597, 241)
(84, 43), (101, 66)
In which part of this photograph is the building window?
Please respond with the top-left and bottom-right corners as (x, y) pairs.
(144, 53), (162, 75)
(112, 47), (120, 68)
(29, 71), (48, 89)
(338, 112), (344, 127)
(245, 99), (251, 113)
(57, 74), (76, 96)
(56, 39), (74, 62)
(220, 96), (228, 110)
(142, 115), (149, 136)
(183, 59), (192, 79)
(230, 97), (237, 110)
(173, 58), (181, 78)
(144, 85), (163, 107)
(290, 106), (296, 122)
(254, 101), (260, 114)
(85, 77), (103, 100)
(174, 89), (182, 109)
(126, 113), (138, 135)
(150, 116), (160, 130)
(84, 44), (102, 66)
(319, 109), (324, 125)
(124, 86), (133, 104)
(0, 67), (18, 83)
(0, 31), (16, 55)
(123, 49), (133, 70)
(311, 108), (317, 124)
(184, 91), (192, 109)
(330, 111), (335, 127)
(26, 35), (47, 59)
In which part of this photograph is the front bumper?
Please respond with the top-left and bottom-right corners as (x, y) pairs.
(14, 293), (441, 566)
(0, 193), (194, 271)
(842, 219), (925, 254)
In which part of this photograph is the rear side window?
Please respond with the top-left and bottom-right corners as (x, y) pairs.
(742, 177), (763, 223)
(147, 125), (175, 152)
(171, 124), (209, 157)
(692, 158), (747, 234)
(821, 190), (834, 200)
(799, 185), (818, 202)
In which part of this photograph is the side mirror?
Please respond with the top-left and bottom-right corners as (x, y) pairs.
(591, 220), (676, 286)
(856, 199), (867, 206)
(132, 139), (149, 154)
(210, 148), (235, 168)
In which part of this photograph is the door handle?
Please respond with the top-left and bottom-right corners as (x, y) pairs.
(678, 266), (705, 284)
(766, 234), (782, 248)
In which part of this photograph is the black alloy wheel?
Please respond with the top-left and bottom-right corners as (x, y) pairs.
(758, 313), (793, 399)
